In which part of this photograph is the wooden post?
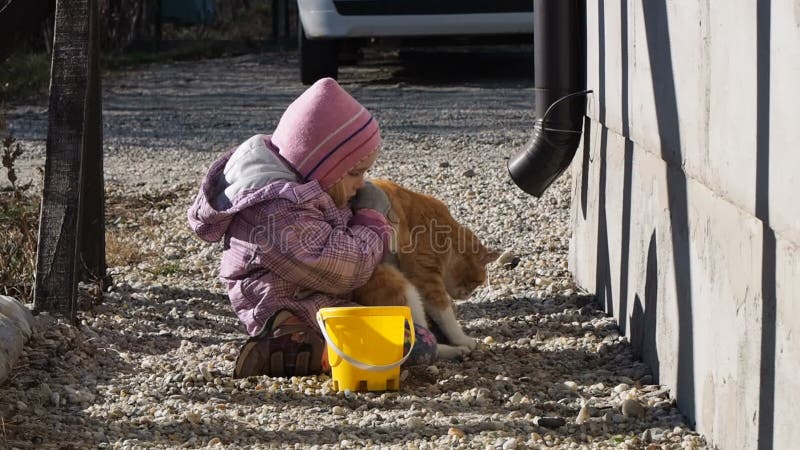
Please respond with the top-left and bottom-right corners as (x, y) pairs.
(79, 0), (107, 288)
(34, 0), (106, 320)
(271, 0), (280, 41)
(154, 0), (162, 50)
(271, 0), (290, 45)
(282, 0), (290, 42)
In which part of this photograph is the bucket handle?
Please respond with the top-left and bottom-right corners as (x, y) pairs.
(316, 311), (416, 372)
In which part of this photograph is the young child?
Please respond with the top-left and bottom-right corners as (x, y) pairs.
(188, 78), (437, 378)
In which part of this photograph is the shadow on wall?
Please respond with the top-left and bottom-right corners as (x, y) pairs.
(630, 232), (659, 379)
(587, 0), (697, 425)
(587, 0), (778, 442)
(755, 0), (775, 448)
(640, 0), (696, 426)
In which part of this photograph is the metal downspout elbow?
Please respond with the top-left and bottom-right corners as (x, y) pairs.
(508, 0), (589, 197)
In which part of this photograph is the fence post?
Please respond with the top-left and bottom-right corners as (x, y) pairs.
(34, 0), (105, 321)
(272, 0), (293, 45)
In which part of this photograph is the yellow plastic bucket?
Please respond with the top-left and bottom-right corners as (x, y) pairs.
(316, 306), (415, 392)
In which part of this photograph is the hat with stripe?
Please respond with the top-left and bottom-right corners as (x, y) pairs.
(270, 77), (381, 190)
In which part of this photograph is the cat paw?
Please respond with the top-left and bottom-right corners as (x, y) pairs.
(436, 344), (472, 360)
(449, 336), (477, 350)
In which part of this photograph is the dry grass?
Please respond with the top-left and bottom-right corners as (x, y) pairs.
(1, 414), (7, 448)
(0, 105), (189, 300)
(0, 192), (38, 302)
(105, 189), (181, 225)
(0, 181), (180, 300)
(105, 229), (146, 267)
(1, 112), (39, 303)
(104, 188), (189, 270)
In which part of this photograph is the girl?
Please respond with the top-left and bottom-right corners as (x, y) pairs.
(187, 78), (437, 378)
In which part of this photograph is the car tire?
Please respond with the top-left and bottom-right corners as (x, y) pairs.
(299, 20), (339, 85)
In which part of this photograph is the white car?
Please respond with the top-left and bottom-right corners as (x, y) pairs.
(296, 0), (534, 84)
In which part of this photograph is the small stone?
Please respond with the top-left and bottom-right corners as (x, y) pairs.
(614, 383), (629, 393)
(332, 406), (347, 416)
(621, 399), (646, 418)
(641, 429), (652, 442)
(439, 161), (450, 168)
(407, 417), (423, 428)
(502, 438), (518, 450)
(483, 336), (495, 344)
(207, 437), (222, 446)
(654, 400), (672, 409)
(198, 364), (213, 382)
(563, 381), (578, 392)
(185, 411), (201, 424)
(462, 169), (476, 177)
(575, 404), (590, 424)
(447, 427), (464, 438)
(495, 250), (520, 270)
(535, 417), (565, 429)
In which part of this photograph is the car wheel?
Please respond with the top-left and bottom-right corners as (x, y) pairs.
(299, 21), (339, 84)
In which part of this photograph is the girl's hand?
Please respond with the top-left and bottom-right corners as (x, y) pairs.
(351, 181), (391, 216)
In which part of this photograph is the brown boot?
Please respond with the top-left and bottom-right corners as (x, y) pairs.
(233, 310), (325, 378)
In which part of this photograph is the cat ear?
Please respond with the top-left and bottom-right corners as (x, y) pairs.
(481, 249), (503, 265)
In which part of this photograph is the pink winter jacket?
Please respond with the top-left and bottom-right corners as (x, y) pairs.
(187, 135), (391, 336)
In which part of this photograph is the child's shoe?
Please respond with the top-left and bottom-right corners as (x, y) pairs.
(233, 310), (326, 378)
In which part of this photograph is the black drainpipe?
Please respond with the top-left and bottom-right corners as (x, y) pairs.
(508, 0), (588, 197)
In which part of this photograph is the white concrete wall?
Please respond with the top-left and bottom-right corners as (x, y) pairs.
(570, 1), (800, 448)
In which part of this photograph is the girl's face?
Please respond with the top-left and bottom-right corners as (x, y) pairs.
(340, 151), (378, 201)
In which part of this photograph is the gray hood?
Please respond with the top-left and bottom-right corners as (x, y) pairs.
(213, 134), (298, 209)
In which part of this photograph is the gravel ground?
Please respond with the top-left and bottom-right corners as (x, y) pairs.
(1, 50), (708, 449)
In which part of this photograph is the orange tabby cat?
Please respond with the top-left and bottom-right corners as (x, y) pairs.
(353, 179), (500, 359)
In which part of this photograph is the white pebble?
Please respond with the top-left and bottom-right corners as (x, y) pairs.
(407, 417), (424, 428)
(509, 392), (524, 405)
(496, 249), (516, 266)
(621, 399), (645, 418)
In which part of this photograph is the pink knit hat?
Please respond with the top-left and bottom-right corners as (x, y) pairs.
(270, 78), (381, 190)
